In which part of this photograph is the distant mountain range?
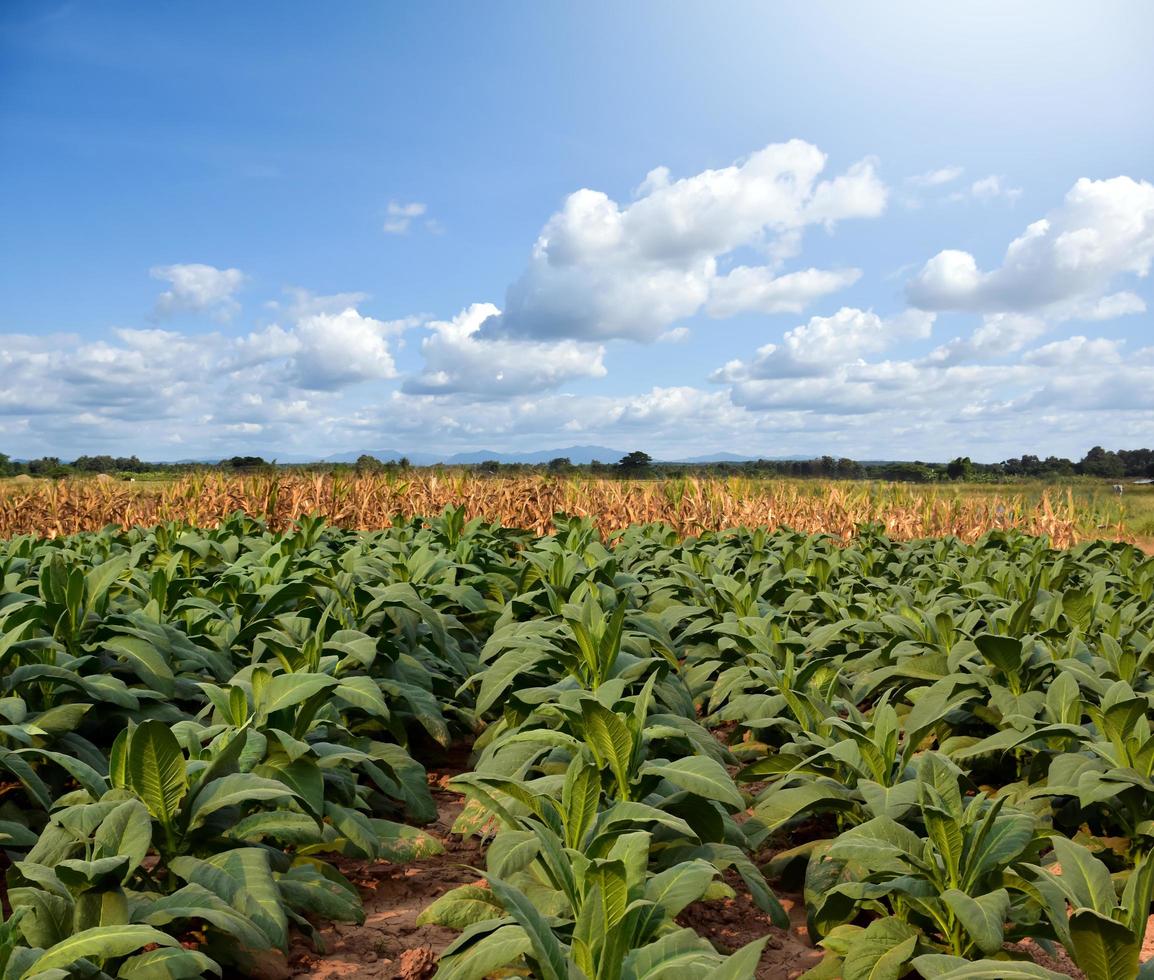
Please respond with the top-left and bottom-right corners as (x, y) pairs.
(320, 446), (816, 466)
(159, 446), (816, 466)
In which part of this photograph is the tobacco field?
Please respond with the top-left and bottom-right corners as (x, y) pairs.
(1, 509), (1153, 979)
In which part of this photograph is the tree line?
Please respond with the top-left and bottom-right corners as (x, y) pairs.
(2, 446), (1152, 482)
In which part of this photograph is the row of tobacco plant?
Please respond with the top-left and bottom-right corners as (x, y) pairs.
(0, 509), (1151, 978)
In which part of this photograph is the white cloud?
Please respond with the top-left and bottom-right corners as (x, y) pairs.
(908, 166), (965, 188)
(384, 201), (427, 234)
(969, 174), (1022, 202)
(908, 175), (1154, 316)
(288, 309), (409, 389)
(231, 308), (414, 391)
(1020, 334), (1125, 367)
(712, 307), (935, 381)
(656, 326), (690, 343)
(404, 303), (606, 397)
(925, 313), (1048, 365)
(706, 266), (862, 318)
(271, 287), (372, 318)
(150, 263), (245, 320)
(478, 139), (886, 342)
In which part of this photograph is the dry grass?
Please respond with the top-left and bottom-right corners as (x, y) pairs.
(0, 473), (1122, 547)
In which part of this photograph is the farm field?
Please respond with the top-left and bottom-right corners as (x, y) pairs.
(2, 472), (1151, 547)
(1, 511), (1153, 978)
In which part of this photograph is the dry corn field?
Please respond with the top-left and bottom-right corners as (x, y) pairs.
(0, 473), (1127, 546)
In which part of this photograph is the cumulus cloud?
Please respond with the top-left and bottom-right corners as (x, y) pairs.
(404, 303), (606, 397)
(232, 308), (414, 390)
(908, 166), (965, 188)
(0, 295), (423, 458)
(712, 307), (935, 381)
(706, 267), (862, 318)
(908, 175), (1154, 316)
(925, 313), (1048, 365)
(150, 263), (245, 320)
(478, 139), (885, 342)
(383, 201), (427, 234)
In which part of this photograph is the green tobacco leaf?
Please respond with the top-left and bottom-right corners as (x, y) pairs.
(19, 747), (106, 799)
(641, 859), (718, 923)
(1047, 836), (1116, 914)
(102, 635), (175, 696)
(93, 800), (152, 877)
(561, 757), (601, 849)
(475, 646), (548, 715)
(486, 830), (540, 877)
(187, 773), (297, 830)
(640, 756), (743, 809)
(138, 882), (270, 953)
(260, 672), (338, 717)
(942, 888), (1009, 955)
(117, 946), (222, 979)
(975, 633), (1025, 675)
(437, 921), (533, 980)
(748, 782), (854, 842)
(7, 886), (71, 949)
(1069, 909), (1140, 980)
(483, 873), (569, 980)
(620, 927), (721, 979)
(827, 816), (925, 873)
(580, 698), (634, 799)
(227, 810), (322, 845)
(417, 885), (505, 929)
(968, 811), (1037, 881)
(913, 954), (1068, 979)
(277, 864), (364, 925)
(701, 935), (770, 979)
(126, 720), (188, 829)
(171, 848), (288, 951)
(842, 917), (918, 980)
(371, 816), (444, 862)
(23, 924), (178, 976)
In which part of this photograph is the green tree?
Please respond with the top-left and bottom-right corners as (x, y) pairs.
(946, 456), (973, 481)
(354, 454), (383, 474)
(616, 450), (653, 475)
(1079, 446), (1125, 478)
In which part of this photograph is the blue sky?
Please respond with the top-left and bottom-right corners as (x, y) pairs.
(2, 1), (1152, 462)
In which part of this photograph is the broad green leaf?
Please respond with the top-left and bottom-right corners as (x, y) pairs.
(620, 927), (721, 979)
(260, 672), (338, 717)
(23, 925), (177, 976)
(642, 859), (718, 922)
(117, 946), (222, 979)
(942, 888), (1009, 955)
(483, 873), (569, 980)
(1047, 836), (1116, 914)
(1069, 909), (1140, 980)
(912, 954), (1068, 979)
(701, 935), (770, 979)
(437, 921), (533, 980)
(187, 773), (297, 830)
(580, 699), (635, 799)
(92, 800), (152, 877)
(640, 756), (743, 809)
(126, 720), (187, 829)
(277, 863), (363, 925)
(562, 757), (601, 849)
(417, 885), (505, 929)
